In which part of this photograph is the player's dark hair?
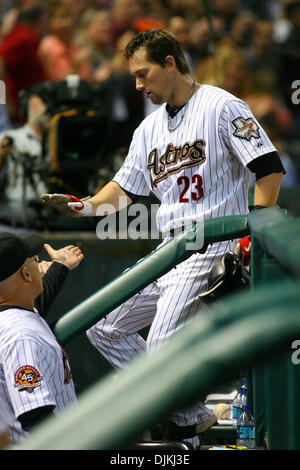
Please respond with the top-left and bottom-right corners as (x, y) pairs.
(124, 29), (190, 75)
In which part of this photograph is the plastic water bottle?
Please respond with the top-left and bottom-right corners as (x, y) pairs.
(236, 404), (255, 449)
(232, 387), (242, 429)
(241, 377), (248, 395)
(232, 386), (247, 428)
(240, 387), (247, 409)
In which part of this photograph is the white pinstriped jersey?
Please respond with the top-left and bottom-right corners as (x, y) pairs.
(113, 84), (277, 233)
(0, 307), (76, 442)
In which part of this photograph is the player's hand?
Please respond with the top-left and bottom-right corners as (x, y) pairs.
(41, 193), (93, 217)
(44, 243), (84, 270)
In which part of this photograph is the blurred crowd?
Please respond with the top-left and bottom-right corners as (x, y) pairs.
(0, 0), (299, 228)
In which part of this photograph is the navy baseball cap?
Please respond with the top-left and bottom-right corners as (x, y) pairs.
(0, 232), (44, 281)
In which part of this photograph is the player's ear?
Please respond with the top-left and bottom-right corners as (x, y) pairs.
(20, 265), (32, 283)
(165, 55), (176, 70)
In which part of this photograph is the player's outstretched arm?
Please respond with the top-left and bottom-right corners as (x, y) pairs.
(85, 181), (132, 215)
(41, 182), (132, 217)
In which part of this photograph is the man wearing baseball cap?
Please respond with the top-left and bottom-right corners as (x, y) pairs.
(0, 233), (45, 306)
(0, 232), (83, 444)
(0, 233), (45, 278)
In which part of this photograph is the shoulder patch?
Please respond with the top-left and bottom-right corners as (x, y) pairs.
(232, 117), (260, 141)
(14, 365), (42, 393)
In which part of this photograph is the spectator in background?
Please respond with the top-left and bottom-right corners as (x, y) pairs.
(188, 13), (225, 66)
(211, 0), (241, 31)
(220, 50), (292, 137)
(246, 20), (281, 96)
(240, 0), (281, 20)
(38, 3), (89, 81)
(219, 50), (298, 187)
(0, 5), (19, 41)
(132, 0), (168, 29)
(229, 10), (256, 48)
(0, 87), (49, 228)
(272, 1), (293, 43)
(193, 18), (236, 88)
(194, 10), (278, 97)
(164, 0), (203, 21)
(110, 0), (143, 45)
(92, 30), (144, 151)
(166, 15), (194, 73)
(75, 8), (115, 83)
(0, 4), (48, 124)
(59, 0), (91, 28)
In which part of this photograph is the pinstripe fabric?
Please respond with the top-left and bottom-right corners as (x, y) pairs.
(0, 307), (76, 442)
(87, 84), (275, 435)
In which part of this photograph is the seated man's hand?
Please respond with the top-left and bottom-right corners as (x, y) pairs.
(44, 243), (84, 270)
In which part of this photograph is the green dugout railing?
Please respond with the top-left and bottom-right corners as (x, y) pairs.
(53, 214), (249, 345)
(9, 206), (300, 450)
(248, 207), (300, 450)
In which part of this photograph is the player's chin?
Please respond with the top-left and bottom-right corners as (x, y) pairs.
(146, 92), (160, 104)
(150, 95), (163, 105)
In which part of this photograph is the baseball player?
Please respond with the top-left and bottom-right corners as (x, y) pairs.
(42, 29), (285, 448)
(0, 233), (83, 443)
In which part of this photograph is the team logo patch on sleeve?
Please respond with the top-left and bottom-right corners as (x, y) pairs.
(14, 366), (42, 393)
(232, 117), (260, 141)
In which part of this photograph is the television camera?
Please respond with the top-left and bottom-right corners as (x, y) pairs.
(18, 75), (111, 197)
(0, 75), (111, 229)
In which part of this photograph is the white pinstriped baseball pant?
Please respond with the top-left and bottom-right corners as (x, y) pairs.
(87, 239), (234, 431)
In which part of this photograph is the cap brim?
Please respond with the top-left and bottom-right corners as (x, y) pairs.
(23, 234), (44, 257)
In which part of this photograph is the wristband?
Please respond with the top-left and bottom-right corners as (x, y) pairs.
(66, 194), (84, 211)
(66, 194), (93, 216)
